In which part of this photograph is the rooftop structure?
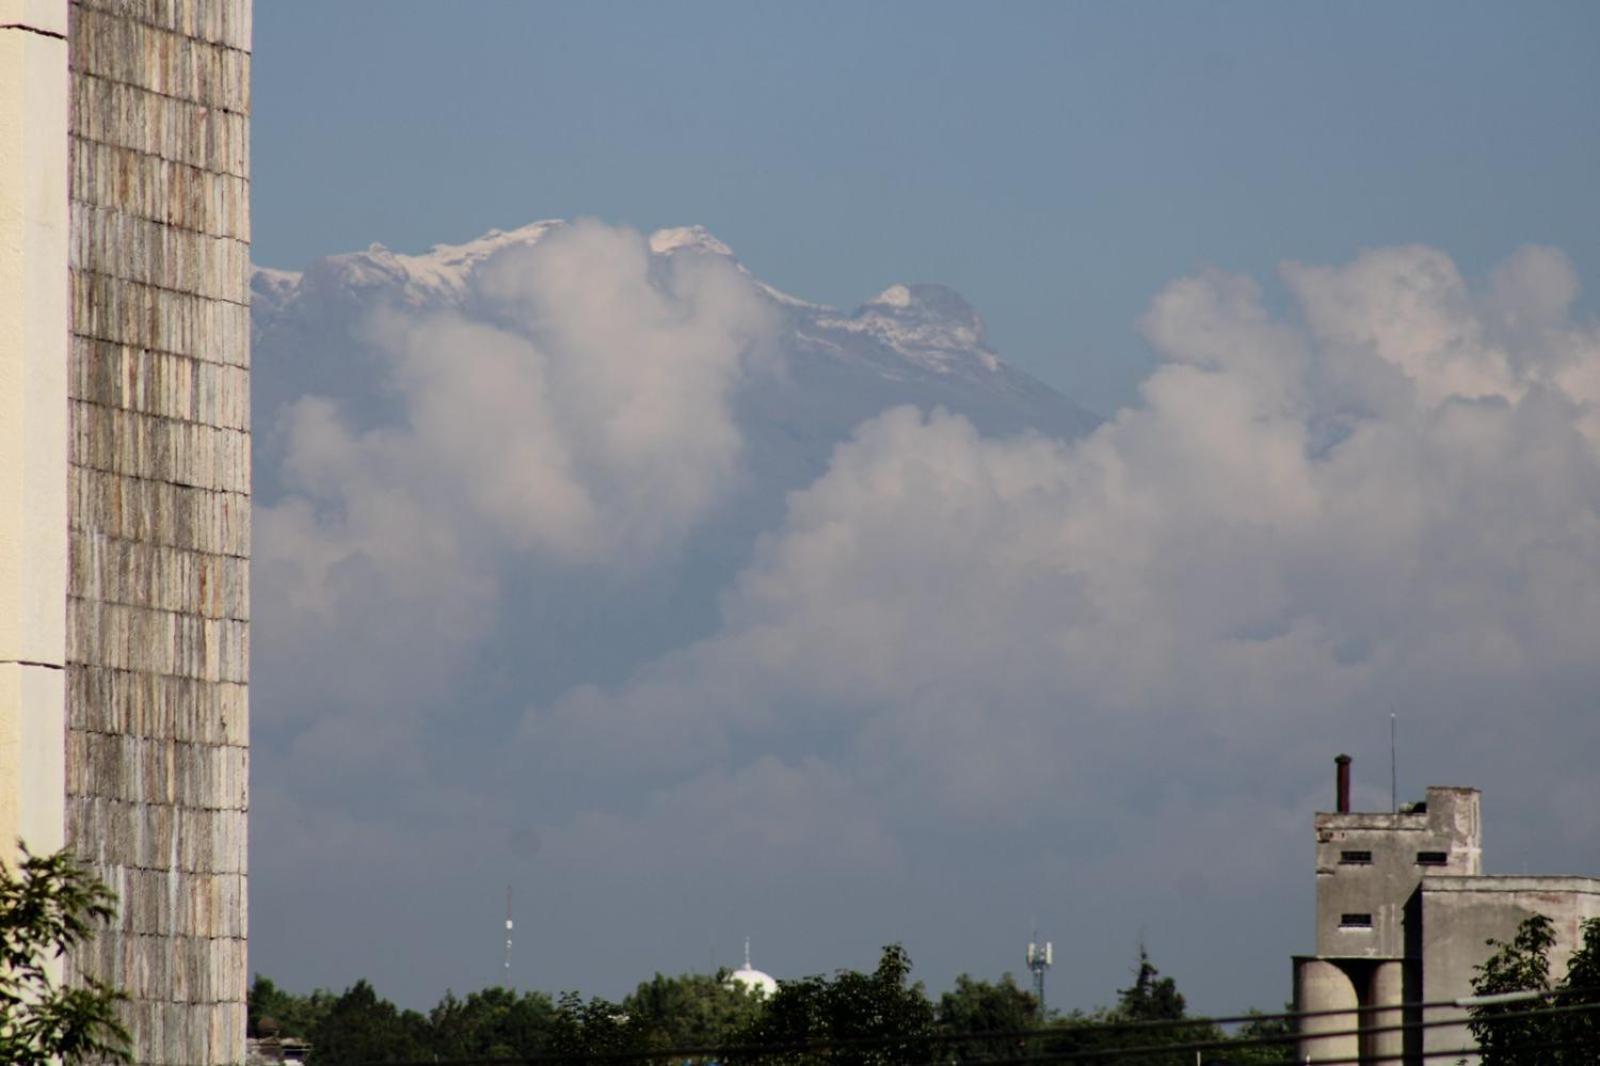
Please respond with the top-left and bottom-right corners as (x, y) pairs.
(1294, 755), (1600, 1064)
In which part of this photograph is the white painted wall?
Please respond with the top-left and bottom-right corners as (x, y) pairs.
(0, 0), (68, 858)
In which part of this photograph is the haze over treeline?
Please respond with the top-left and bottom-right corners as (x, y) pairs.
(245, 2), (1600, 1015)
(249, 222), (1600, 1012)
(249, 943), (1296, 1064)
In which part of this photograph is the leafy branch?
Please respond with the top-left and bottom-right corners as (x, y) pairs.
(0, 843), (131, 1065)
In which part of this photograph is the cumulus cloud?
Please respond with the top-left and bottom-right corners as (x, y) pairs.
(266, 220), (775, 563)
(253, 221), (777, 725)
(520, 244), (1600, 835)
(253, 240), (1600, 1008)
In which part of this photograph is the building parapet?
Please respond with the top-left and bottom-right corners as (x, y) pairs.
(1422, 874), (1600, 894)
(1316, 813), (1431, 831)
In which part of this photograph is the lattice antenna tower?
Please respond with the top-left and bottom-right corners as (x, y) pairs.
(1026, 924), (1053, 1015)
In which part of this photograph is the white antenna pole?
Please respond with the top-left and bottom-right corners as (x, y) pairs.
(503, 885), (514, 988)
(744, 936), (752, 970)
(1390, 712), (1398, 813)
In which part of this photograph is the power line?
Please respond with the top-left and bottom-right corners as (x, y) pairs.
(1256, 1035), (1600, 1066)
(363, 990), (1600, 1065)
(911, 998), (1600, 1066)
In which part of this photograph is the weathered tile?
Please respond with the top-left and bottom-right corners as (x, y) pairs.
(62, 4), (251, 1062)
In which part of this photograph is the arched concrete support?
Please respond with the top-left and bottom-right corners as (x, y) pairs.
(1296, 958), (1360, 1064)
(1369, 958), (1406, 1063)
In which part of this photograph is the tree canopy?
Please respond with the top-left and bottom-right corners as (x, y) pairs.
(734, 944), (937, 1065)
(1467, 912), (1600, 1064)
(936, 973), (1038, 1062)
(0, 844), (130, 1065)
(623, 970), (766, 1050)
(259, 940), (1296, 1064)
(1115, 944), (1186, 1022)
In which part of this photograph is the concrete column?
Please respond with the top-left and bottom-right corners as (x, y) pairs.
(0, 0), (68, 861)
(1370, 959), (1405, 1064)
(1297, 958), (1361, 1064)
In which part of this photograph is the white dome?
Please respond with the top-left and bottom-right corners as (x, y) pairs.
(725, 938), (778, 997)
(725, 965), (778, 997)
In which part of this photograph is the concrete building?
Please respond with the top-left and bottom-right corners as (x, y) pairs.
(1, 2), (251, 1063)
(246, 1034), (310, 1066)
(1294, 755), (1600, 1064)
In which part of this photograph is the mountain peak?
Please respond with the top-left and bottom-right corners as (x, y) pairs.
(865, 283), (978, 321)
(259, 222), (742, 311)
(868, 284), (915, 308)
(251, 219), (1100, 451)
(843, 282), (989, 358)
(420, 220), (566, 272)
(257, 224), (997, 373)
(649, 225), (734, 258)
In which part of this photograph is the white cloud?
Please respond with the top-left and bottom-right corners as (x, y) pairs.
(252, 240), (1600, 1008)
(254, 221), (778, 723)
(519, 244), (1600, 834)
(267, 219), (775, 566)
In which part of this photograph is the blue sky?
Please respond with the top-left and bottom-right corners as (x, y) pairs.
(254, 1), (1600, 415)
(248, 2), (1600, 1014)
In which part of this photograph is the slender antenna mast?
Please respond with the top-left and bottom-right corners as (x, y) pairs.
(1390, 712), (1398, 813)
(503, 885), (514, 988)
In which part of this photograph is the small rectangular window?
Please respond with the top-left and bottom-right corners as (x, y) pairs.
(1417, 851), (1449, 866)
(1340, 850), (1373, 865)
(1340, 913), (1373, 928)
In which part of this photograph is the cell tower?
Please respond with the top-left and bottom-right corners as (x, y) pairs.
(1026, 930), (1053, 1014)
(503, 885), (515, 988)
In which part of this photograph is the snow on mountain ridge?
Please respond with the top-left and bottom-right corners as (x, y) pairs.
(648, 225), (734, 257)
(421, 219), (566, 274)
(643, 225), (827, 310)
(251, 221), (1083, 407)
(267, 221), (754, 310)
(256, 220), (975, 344)
(295, 220), (569, 306)
(249, 220), (1101, 517)
(812, 282), (995, 373)
(869, 284), (914, 308)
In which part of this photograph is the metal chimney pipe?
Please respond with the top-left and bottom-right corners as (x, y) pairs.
(1336, 754), (1352, 813)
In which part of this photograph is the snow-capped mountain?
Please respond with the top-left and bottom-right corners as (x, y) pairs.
(251, 221), (1103, 721)
(251, 220), (1098, 460)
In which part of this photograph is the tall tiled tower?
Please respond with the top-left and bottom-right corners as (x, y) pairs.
(1, 2), (251, 1063)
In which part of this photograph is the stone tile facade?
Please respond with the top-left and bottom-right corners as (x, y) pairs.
(62, 2), (251, 1063)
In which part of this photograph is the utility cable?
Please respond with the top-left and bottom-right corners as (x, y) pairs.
(368, 992), (1600, 1065)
